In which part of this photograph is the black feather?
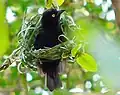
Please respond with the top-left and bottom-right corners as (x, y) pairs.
(34, 9), (65, 91)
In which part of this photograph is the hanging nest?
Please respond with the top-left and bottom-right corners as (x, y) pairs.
(0, 10), (81, 72)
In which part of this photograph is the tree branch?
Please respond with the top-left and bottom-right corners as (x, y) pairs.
(111, 0), (120, 32)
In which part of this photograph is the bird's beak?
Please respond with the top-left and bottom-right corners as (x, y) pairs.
(57, 10), (65, 16)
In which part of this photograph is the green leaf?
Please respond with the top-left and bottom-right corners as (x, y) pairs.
(53, 89), (72, 95)
(71, 44), (82, 57)
(0, 78), (7, 87)
(46, 0), (52, 8)
(56, 0), (64, 6)
(46, 0), (64, 8)
(0, 1), (9, 56)
(76, 53), (97, 72)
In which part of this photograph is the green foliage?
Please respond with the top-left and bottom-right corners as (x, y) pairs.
(46, 0), (65, 8)
(0, 1), (9, 56)
(85, 2), (102, 15)
(71, 44), (82, 57)
(56, 0), (65, 6)
(76, 53), (97, 72)
(46, 0), (53, 8)
(53, 89), (72, 95)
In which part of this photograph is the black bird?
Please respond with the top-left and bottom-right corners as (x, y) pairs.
(34, 9), (65, 91)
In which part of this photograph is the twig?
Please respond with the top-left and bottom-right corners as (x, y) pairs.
(0, 47), (21, 72)
(111, 0), (120, 32)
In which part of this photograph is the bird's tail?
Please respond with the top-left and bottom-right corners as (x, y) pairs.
(37, 60), (64, 91)
(47, 72), (62, 91)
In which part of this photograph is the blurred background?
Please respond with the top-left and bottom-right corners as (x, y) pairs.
(0, 0), (120, 95)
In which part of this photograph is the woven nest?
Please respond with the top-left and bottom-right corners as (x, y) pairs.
(0, 11), (80, 72)
(17, 11), (79, 71)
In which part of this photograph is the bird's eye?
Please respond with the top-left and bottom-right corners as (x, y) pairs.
(52, 14), (56, 17)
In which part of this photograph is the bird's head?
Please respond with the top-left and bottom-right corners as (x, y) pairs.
(41, 9), (65, 27)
